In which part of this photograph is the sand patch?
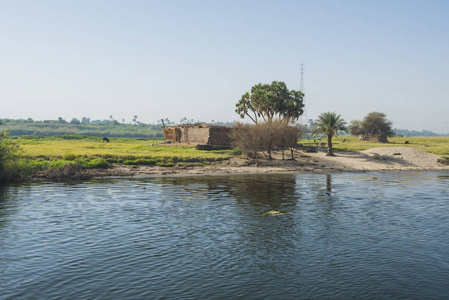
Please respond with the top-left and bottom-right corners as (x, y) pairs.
(306, 147), (448, 171)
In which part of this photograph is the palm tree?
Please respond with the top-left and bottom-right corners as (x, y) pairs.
(312, 112), (348, 156)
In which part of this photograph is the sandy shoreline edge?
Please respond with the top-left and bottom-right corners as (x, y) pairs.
(36, 146), (448, 181)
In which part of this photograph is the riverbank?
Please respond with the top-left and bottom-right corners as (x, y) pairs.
(33, 147), (449, 180)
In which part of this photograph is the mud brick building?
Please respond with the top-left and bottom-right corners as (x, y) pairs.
(162, 124), (232, 147)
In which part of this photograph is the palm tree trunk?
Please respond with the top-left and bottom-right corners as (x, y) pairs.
(326, 134), (335, 156)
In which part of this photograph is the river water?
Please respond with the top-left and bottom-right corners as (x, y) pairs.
(1, 172), (449, 299)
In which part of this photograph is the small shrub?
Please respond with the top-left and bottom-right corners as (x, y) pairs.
(437, 156), (449, 165)
(78, 158), (111, 169)
(87, 158), (110, 169)
(62, 153), (77, 160)
(104, 157), (124, 164)
(48, 159), (73, 169)
(230, 147), (243, 156)
(123, 159), (157, 166)
(156, 161), (174, 167)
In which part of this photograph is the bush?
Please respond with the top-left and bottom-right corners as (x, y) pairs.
(230, 147), (243, 156)
(230, 123), (264, 159)
(104, 157), (124, 164)
(0, 130), (23, 182)
(230, 121), (302, 159)
(78, 158), (110, 169)
(123, 159), (157, 166)
(438, 156), (449, 165)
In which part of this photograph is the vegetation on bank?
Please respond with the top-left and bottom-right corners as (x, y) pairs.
(18, 136), (230, 160)
(312, 112), (348, 156)
(232, 81), (304, 159)
(231, 120), (300, 160)
(0, 135), (233, 182)
(0, 130), (25, 182)
(1, 100), (448, 182)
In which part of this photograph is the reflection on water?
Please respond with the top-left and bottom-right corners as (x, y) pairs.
(1, 172), (449, 299)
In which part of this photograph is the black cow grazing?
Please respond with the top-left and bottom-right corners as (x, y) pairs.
(342, 138), (346, 143)
(103, 137), (110, 143)
(405, 141), (409, 144)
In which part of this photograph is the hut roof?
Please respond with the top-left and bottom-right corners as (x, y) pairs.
(168, 123), (232, 128)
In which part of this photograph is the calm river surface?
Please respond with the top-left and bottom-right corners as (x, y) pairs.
(1, 172), (449, 299)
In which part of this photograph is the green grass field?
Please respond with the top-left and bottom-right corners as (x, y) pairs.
(14, 137), (234, 171)
(18, 138), (230, 160)
(20, 136), (449, 160)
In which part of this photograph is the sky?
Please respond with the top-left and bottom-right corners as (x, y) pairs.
(1, 0), (448, 133)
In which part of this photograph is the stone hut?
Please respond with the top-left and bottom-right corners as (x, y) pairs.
(366, 134), (388, 143)
(360, 134), (389, 143)
(163, 124), (232, 147)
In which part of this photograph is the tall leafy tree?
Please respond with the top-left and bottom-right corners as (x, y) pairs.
(312, 112), (348, 156)
(361, 112), (394, 138)
(70, 118), (81, 125)
(235, 81), (304, 124)
(348, 112), (394, 142)
(348, 120), (363, 136)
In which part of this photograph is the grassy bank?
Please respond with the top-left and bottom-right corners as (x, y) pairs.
(16, 136), (233, 171)
(15, 136), (449, 168)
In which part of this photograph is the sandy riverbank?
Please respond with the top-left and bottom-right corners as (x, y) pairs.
(60, 146), (448, 179)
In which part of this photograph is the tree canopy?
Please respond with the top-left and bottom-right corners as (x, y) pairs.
(349, 112), (394, 140)
(361, 112), (394, 137)
(348, 120), (362, 136)
(235, 81), (304, 124)
(312, 112), (347, 156)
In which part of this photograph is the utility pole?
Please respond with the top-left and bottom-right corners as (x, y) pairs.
(299, 62), (307, 125)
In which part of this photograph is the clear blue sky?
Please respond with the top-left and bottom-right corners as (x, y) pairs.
(1, 0), (448, 133)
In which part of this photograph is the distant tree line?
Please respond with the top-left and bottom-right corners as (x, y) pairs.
(393, 129), (446, 137)
(0, 118), (164, 138)
(158, 118), (235, 127)
(0, 117), (237, 138)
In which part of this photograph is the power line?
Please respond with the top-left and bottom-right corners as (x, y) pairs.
(299, 62), (307, 124)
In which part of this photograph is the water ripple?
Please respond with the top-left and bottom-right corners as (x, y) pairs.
(1, 171), (449, 299)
